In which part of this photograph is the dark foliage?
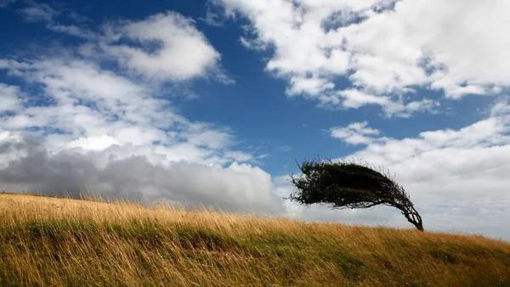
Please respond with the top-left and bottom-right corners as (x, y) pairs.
(290, 160), (423, 231)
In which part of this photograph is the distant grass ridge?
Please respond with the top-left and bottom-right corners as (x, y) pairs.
(1, 194), (509, 286)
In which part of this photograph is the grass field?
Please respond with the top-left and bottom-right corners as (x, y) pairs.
(1, 193), (509, 286)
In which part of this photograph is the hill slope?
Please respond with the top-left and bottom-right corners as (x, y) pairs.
(1, 193), (509, 286)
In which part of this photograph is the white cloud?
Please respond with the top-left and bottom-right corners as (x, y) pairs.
(0, 83), (22, 112)
(342, 0), (510, 97)
(68, 134), (120, 151)
(47, 23), (95, 39)
(339, 89), (387, 109)
(201, 2), (225, 27)
(104, 12), (221, 81)
(12, 1), (95, 39)
(330, 121), (381, 145)
(217, 0), (510, 115)
(335, 89), (438, 117)
(327, 106), (510, 239)
(0, 130), (27, 169)
(287, 76), (334, 97)
(0, 56), (246, 166)
(20, 2), (57, 22)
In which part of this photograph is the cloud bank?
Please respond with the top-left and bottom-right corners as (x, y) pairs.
(0, 136), (282, 213)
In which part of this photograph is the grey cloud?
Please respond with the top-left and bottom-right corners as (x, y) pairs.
(0, 137), (284, 214)
(0, 144), (100, 197)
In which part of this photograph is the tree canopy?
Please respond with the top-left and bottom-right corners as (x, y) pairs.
(290, 160), (423, 231)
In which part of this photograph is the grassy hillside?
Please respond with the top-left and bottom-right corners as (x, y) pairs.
(1, 193), (509, 286)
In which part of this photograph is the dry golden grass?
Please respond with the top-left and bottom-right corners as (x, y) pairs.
(1, 193), (509, 286)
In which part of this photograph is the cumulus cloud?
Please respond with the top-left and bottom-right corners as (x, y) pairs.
(325, 105), (510, 239)
(0, 83), (22, 112)
(216, 0), (510, 115)
(330, 121), (381, 145)
(103, 12), (221, 81)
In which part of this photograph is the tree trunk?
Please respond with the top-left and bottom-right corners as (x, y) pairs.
(395, 203), (424, 231)
(402, 205), (424, 231)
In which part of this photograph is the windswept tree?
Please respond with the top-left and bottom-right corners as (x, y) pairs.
(290, 160), (424, 231)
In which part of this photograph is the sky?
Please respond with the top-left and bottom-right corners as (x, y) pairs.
(0, 0), (509, 240)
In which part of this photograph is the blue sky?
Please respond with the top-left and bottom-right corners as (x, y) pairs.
(1, 0), (509, 240)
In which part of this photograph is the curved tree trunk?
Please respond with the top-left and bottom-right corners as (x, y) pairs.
(393, 202), (423, 231)
(401, 205), (424, 231)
